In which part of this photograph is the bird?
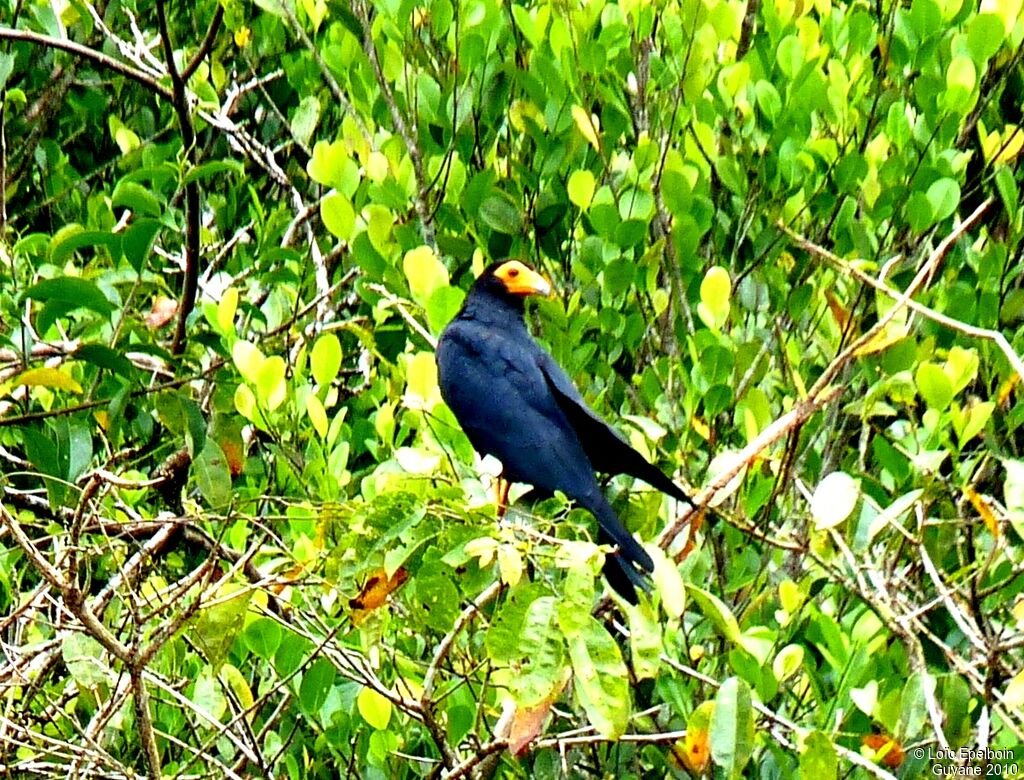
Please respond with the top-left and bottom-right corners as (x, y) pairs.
(435, 259), (694, 602)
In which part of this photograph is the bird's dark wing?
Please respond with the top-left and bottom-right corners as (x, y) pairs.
(535, 350), (695, 508)
(437, 320), (653, 577)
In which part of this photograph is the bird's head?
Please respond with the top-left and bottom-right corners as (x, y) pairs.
(473, 259), (552, 301)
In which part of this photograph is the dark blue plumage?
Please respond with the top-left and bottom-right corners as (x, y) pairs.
(436, 260), (691, 602)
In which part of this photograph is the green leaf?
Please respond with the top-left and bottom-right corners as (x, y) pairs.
(799, 731), (838, 780)
(486, 583), (548, 664)
(122, 218), (161, 273)
(243, 617), (282, 659)
(560, 615), (630, 739)
(618, 188), (654, 221)
(926, 178), (960, 222)
(74, 344), (134, 377)
(1003, 459), (1024, 539)
(953, 401), (994, 444)
(944, 346), (979, 395)
(850, 679), (878, 716)
(776, 35), (804, 78)
(24, 276), (115, 316)
(299, 657), (336, 716)
(686, 584), (743, 645)
(183, 160), (244, 185)
(479, 195), (523, 234)
(47, 227), (121, 267)
(511, 596), (566, 707)
(62, 633), (110, 688)
(111, 181), (162, 217)
(321, 192), (356, 241)
(710, 677), (755, 778)
(772, 644), (804, 682)
(625, 599), (662, 680)
(311, 332), (343, 387)
(0, 52), (14, 91)
(567, 170), (596, 209)
(915, 362), (954, 410)
(968, 14), (1007, 63)
(754, 80), (782, 122)
(290, 96), (321, 147)
(898, 671), (933, 740)
(193, 439), (232, 507)
(308, 140), (354, 189)
(193, 583), (251, 669)
(995, 165), (1019, 217)
(426, 285), (465, 334)
(906, 191), (934, 232)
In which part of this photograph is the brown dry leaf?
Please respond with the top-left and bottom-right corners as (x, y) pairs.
(508, 699), (555, 756)
(677, 507), (706, 561)
(349, 567), (410, 616)
(964, 486), (1001, 538)
(824, 289), (850, 331)
(862, 734), (905, 769)
(145, 296), (178, 328)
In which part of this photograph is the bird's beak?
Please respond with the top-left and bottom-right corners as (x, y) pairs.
(500, 263), (553, 298)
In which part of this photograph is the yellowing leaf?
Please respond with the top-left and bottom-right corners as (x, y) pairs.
(981, 0), (1023, 35)
(497, 544), (524, 586)
(853, 321), (909, 356)
(571, 105), (601, 151)
(965, 486), (1001, 537)
(232, 340), (265, 385)
(947, 55), (977, 94)
(402, 351), (441, 411)
(403, 246), (449, 307)
(306, 394), (328, 438)
(698, 266), (731, 331)
(567, 169), (596, 209)
(773, 644), (804, 681)
(217, 287), (239, 334)
(9, 367), (83, 394)
(650, 545), (686, 619)
(465, 537), (499, 567)
(310, 332), (342, 387)
(357, 686), (393, 730)
(981, 124), (1024, 163)
(366, 150), (389, 183)
(256, 355), (287, 411)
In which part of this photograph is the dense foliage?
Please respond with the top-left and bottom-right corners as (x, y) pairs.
(2, 0), (1024, 776)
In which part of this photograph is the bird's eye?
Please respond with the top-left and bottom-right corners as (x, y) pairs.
(508, 268), (519, 277)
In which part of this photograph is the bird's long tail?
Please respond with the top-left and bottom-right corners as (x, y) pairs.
(585, 495), (654, 603)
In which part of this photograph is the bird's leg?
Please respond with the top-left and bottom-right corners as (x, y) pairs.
(495, 475), (511, 518)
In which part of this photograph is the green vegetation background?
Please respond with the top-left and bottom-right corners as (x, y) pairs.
(1, 0), (1023, 776)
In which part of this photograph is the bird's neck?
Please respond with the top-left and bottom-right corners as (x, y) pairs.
(461, 293), (528, 330)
